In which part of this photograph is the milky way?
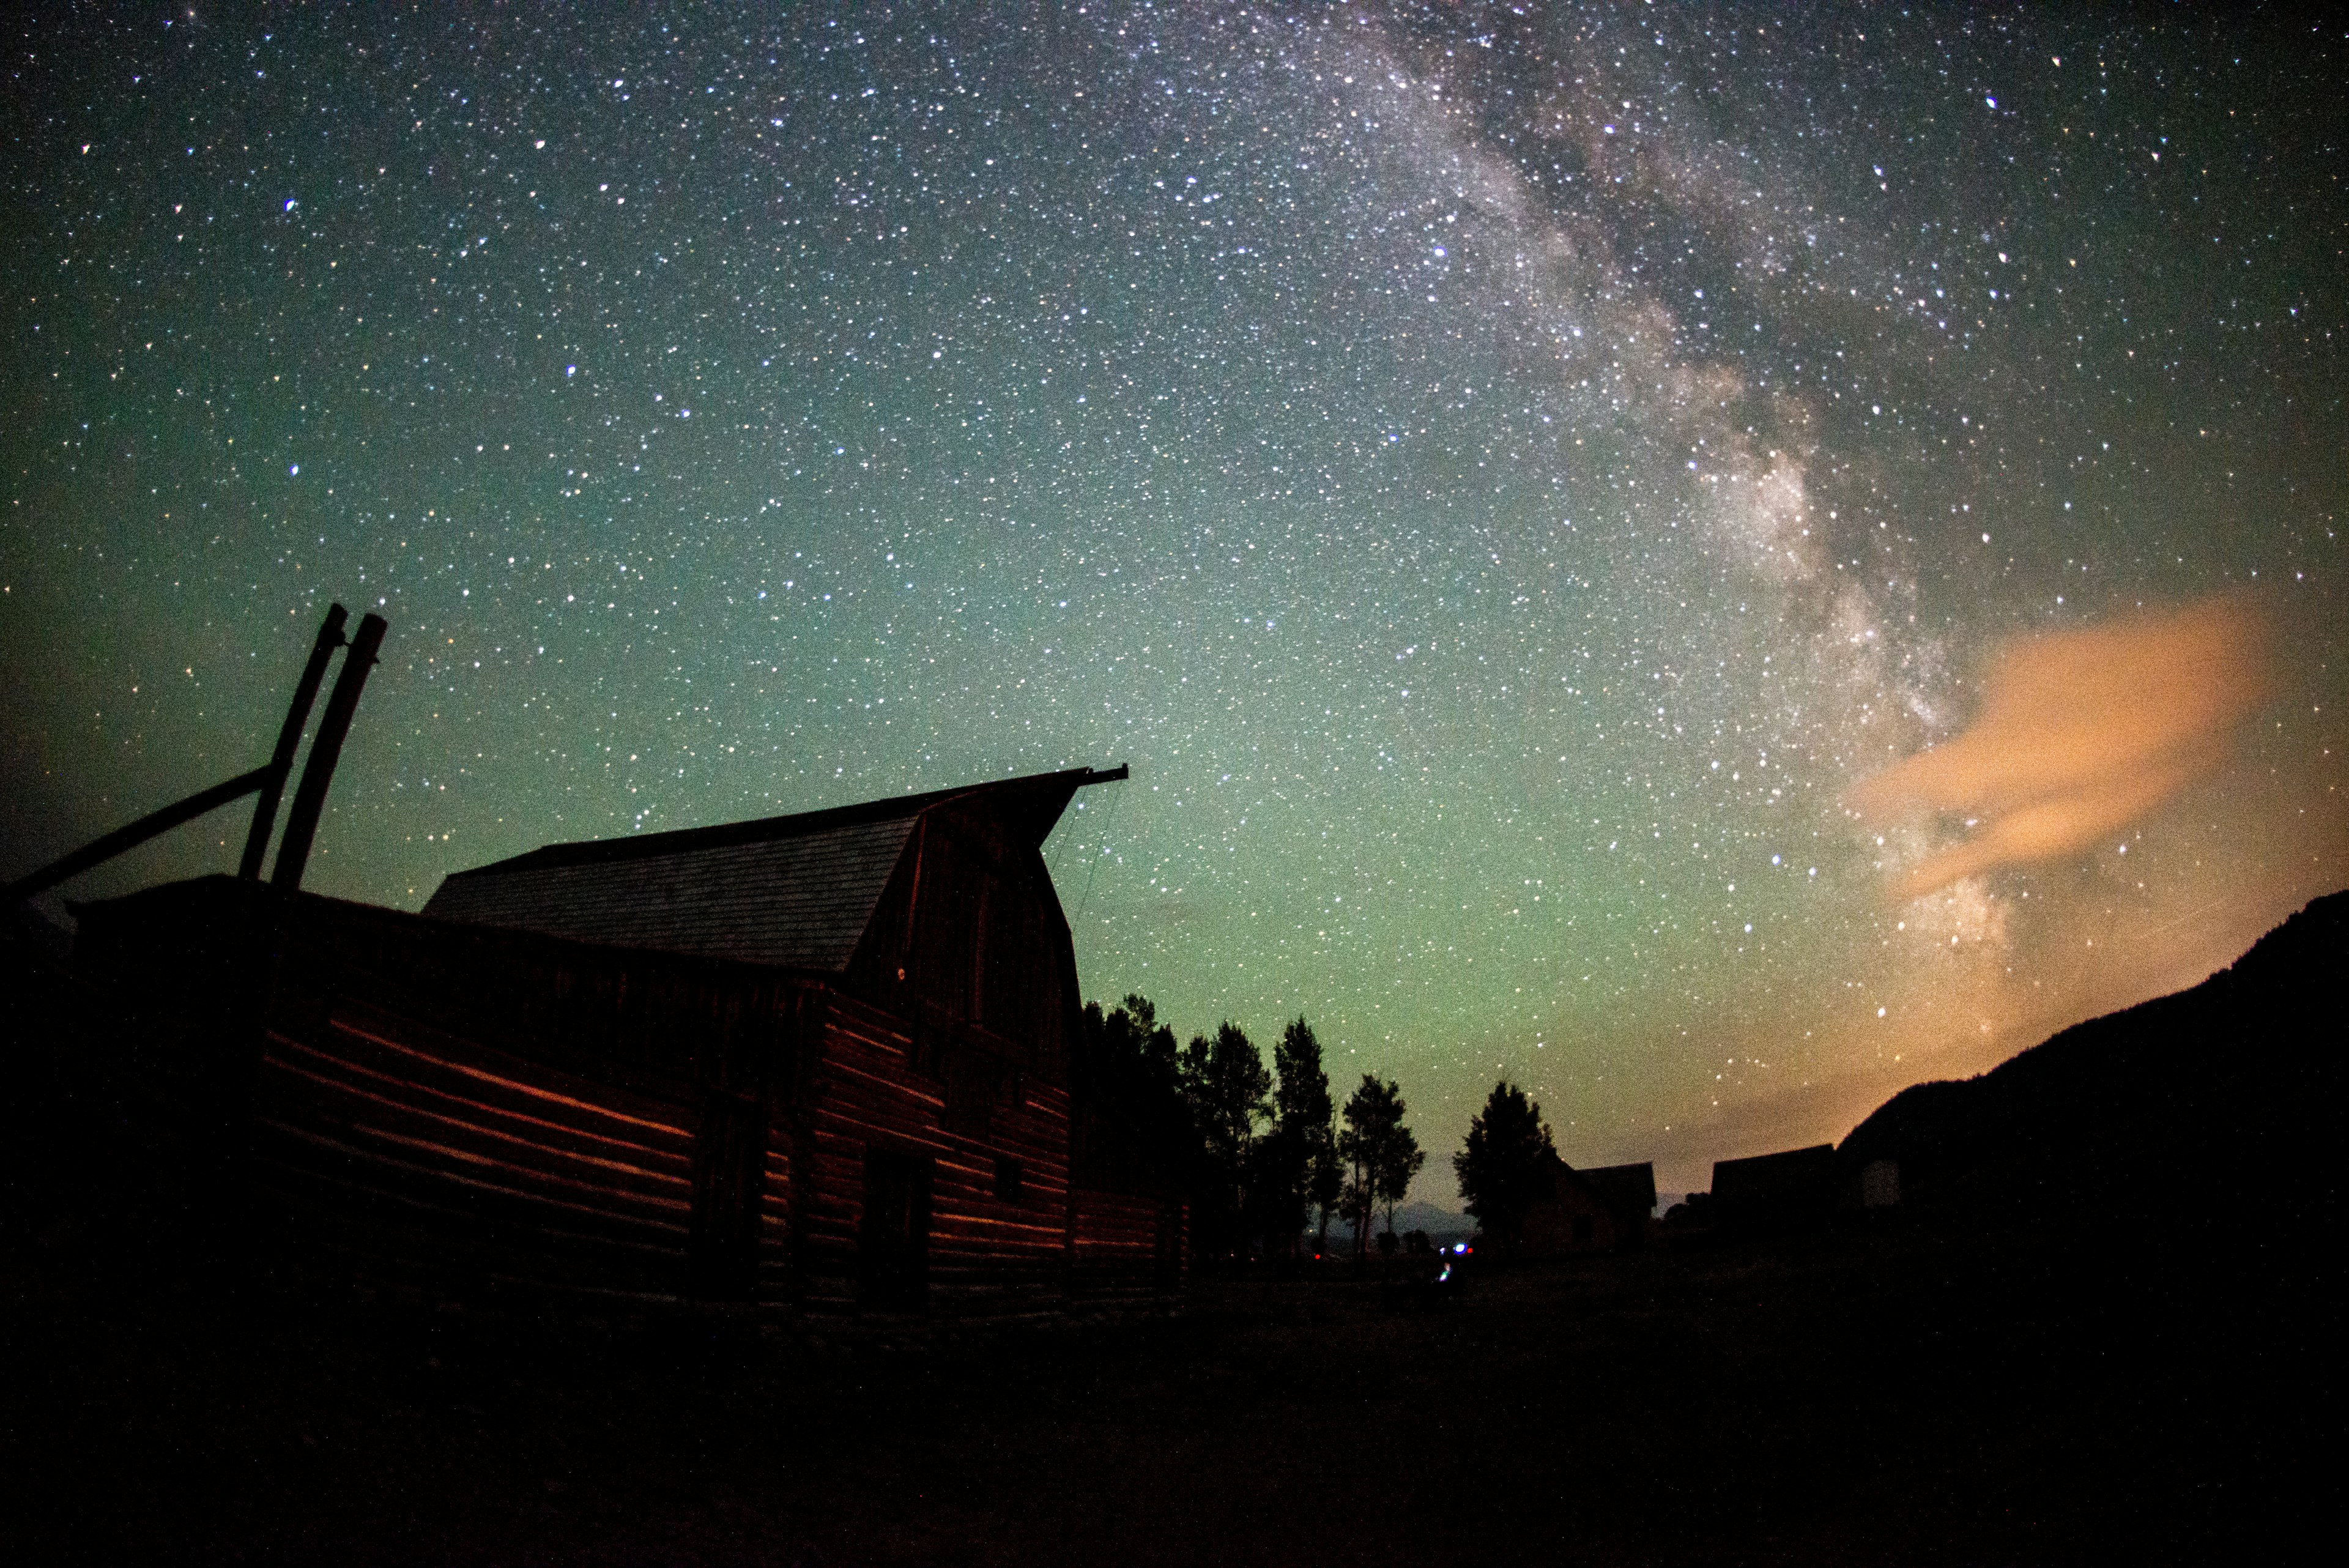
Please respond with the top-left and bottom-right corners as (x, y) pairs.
(6, 4), (2343, 1197)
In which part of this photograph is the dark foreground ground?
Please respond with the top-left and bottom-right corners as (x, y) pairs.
(2, 1197), (2326, 1567)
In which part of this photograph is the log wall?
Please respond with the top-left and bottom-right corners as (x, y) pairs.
(790, 992), (1073, 1320)
(72, 875), (1186, 1322)
(251, 999), (702, 1299)
(1067, 1191), (1187, 1313)
(251, 893), (804, 1303)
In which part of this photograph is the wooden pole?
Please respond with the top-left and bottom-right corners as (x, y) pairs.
(4, 766), (273, 905)
(270, 612), (387, 894)
(238, 603), (349, 880)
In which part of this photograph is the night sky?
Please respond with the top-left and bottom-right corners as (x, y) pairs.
(6, 4), (2343, 1200)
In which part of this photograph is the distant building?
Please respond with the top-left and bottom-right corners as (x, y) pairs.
(1520, 1156), (1657, 1254)
(1709, 1144), (1839, 1229)
(73, 767), (1183, 1321)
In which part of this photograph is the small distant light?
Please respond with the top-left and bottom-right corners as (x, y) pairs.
(284, 198), (296, 210)
(566, 365), (576, 377)
(288, 464), (298, 475)
(1984, 95), (1997, 110)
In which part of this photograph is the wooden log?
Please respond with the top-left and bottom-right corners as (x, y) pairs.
(271, 611), (387, 892)
(4, 766), (272, 905)
(239, 603), (349, 880)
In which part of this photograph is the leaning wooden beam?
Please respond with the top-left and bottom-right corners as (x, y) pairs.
(239, 603), (350, 880)
(4, 765), (273, 905)
(270, 612), (388, 894)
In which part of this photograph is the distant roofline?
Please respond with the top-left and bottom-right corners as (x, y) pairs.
(1710, 1143), (1835, 1175)
(1546, 1153), (1654, 1176)
(440, 764), (1126, 880)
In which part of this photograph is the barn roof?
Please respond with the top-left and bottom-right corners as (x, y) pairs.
(421, 765), (1120, 971)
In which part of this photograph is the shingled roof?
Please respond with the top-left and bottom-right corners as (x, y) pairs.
(421, 765), (1120, 970)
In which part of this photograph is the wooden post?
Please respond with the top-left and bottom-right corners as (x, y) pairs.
(238, 604), (348, 880)
(270, 612), (387, 893)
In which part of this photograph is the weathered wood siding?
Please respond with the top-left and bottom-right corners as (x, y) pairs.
(251, 998), (702, 1298)
(1067, 1191), (1186, 1312)
(74, 879), (805, 1306)
(258, 896), (811, 1303)
(791, 991), (1072, 1320)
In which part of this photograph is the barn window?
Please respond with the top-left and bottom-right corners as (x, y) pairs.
(993, 1157), (1023, 1202)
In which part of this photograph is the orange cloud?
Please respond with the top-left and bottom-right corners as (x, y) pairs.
(1847, 596), (2273, 899)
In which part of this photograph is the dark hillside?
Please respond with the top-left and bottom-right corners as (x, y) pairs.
(1839, 891), (2345, 1221)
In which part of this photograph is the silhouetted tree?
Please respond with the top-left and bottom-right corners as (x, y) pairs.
(1181, 1021), (1270, 1256)
(1243, 1123), (1307, 1255)
(1377, 1105), (1425, 1244)
(1338, 1074), (1422, 1259)
(1082, 994), (1184, 1101)
(1074, 994), (1196, 1203)
(1453, 1080), (1556, 1258)
(1272, 1017), (1340, 1256)
(1341, 1168), (1376, 1260)
(1117, 994), (1185, 1097)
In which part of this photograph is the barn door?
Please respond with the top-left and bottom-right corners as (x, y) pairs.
(858, 1148), (932, 1312)
(688, 1088), (768, 1301)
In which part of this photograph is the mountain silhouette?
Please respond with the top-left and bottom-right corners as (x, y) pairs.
(1838, 890), (2343, 1222)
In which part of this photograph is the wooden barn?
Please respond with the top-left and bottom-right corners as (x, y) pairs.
(69, 765), (1186, 1323)
(1520, 1157), (1658, 1255)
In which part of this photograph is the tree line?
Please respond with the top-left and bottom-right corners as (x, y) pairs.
(1079, 996), (1587, 1267)
(1077, 996), (1425, 1262)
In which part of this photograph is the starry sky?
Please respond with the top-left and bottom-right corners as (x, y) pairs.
(6, 4), (2344, 1200)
